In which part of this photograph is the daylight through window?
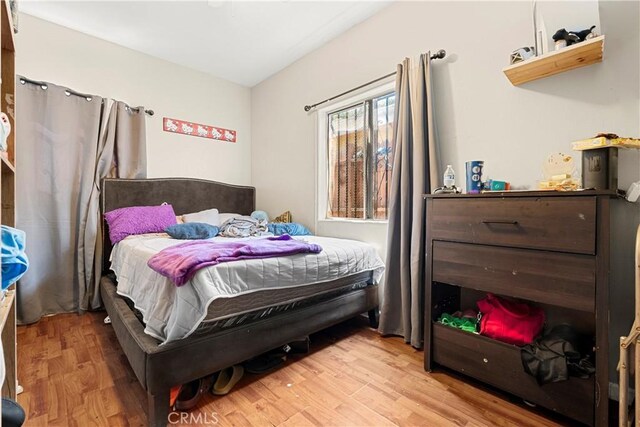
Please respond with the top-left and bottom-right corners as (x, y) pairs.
(327, 92), (395, 220)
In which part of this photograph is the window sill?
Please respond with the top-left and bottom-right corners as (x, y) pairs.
(318, 218), (388, 225)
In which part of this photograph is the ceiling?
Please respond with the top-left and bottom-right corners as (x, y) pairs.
(21, 1), (391, 87)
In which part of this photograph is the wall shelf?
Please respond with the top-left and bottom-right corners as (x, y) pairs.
(503, 35), (605, 86)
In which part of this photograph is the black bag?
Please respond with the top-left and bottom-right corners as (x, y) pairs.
(521, 324), (595, 384)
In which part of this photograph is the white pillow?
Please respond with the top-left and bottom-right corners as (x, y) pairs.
(182, 208), (220, 226)
(219, 213), (240, 225)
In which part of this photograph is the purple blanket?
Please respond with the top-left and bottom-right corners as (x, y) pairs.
(147, 235), (322, 286)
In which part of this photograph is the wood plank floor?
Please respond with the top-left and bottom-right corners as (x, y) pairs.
(16, 312), (571, 426)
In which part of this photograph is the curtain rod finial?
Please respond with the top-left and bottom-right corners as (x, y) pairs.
(304, 105), (312, 112)
(431, 49), (446, 60)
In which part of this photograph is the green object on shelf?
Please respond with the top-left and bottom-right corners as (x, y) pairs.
(438, 313), (478, 334)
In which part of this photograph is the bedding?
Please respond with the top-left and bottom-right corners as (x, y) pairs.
(267, 222), (311, 236)
(218, 215), (268, 237)
(148, 234), (322, 286)
(165, 223), (219, 240)
(110, 234), (384, 343)
(120, 280), (370, 336)
(104, 204), (177, 244)
(182, 208), (220, 226)
(218, 213), (240, 224)
(250, 210), (269, 222)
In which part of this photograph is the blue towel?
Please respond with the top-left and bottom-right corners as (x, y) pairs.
(1, 225), (28, 290)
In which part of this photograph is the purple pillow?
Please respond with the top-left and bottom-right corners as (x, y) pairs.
(104, 204), (177, 244)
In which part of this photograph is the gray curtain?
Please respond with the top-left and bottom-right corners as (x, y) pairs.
(378, 54), (439, 348)
(17, 80), (146, 323)
(80, 100), (147, 311)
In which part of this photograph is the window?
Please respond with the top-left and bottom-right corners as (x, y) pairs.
(326, 92), (395, 220)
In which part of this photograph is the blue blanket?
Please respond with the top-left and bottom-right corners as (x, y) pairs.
(1, 225), (28, 290)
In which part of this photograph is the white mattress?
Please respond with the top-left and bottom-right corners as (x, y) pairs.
(110, 234), (385, 344)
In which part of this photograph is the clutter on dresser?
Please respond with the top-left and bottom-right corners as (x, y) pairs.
(465, 160), (484, 194)
(443, 164), (455, 188)
(433, 164), (462, 194)
(538, 152), (580, 191)
(572, 133), (640, 151)
(572, 133), (640, 191)
(482, 179), (510, 192)
(433, 186), (461, 195)
(581, 148), (618, 191)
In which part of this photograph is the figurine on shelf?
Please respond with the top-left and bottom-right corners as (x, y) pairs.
(509, 46), (536, 64)
(0, 112), (11, 152)
(552, 25), (596, 49)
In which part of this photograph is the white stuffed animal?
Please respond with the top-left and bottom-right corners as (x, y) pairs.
(0, 112), (11, 152)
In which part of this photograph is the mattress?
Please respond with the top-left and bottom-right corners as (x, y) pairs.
(110, 234), (385, 344)
(121, 280), (372, 337)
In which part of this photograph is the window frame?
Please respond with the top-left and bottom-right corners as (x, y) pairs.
(316, 81), (395, 225)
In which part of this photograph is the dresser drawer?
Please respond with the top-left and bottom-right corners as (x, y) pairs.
(432, 241), (596, 312)
(432, 323), (594, 426)
(429, 197), (596, 254)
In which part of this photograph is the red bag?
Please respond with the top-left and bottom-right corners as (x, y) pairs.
(477, 293), (544, 346)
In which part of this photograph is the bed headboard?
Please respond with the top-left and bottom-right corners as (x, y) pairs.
(101, 177), (256, 272)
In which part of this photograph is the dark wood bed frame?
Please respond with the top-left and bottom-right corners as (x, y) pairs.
(99, 178), (380, 426)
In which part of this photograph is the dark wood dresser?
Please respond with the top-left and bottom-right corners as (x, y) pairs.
(424, 191), (614, 426)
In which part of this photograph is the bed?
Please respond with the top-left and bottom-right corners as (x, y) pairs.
(99, 178), (382, 426)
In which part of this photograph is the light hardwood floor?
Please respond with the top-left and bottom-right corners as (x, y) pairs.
(16, 313), (569, 426)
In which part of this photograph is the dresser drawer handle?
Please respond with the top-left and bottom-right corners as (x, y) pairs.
(481, 220), (519, 225)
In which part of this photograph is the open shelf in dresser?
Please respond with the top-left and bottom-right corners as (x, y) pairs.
(432, 322), (594, 425)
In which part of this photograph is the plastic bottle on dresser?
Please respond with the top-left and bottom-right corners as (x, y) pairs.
(443, 165), (455, 189)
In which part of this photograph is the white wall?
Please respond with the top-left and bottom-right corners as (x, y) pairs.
(16, 14), (252, 185)
(251, 1), (640, 262)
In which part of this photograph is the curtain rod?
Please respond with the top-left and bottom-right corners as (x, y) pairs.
(18, 76), (154, 116)
(303, 49), (446, 112)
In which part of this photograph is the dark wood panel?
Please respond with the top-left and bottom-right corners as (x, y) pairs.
(432, 241), (596, 312)
(594, 197), (610, 426)
(424, 201), (435, 372)
(432, 323), (594, 426)
(430, 197), (596, 254)
(1, 163), (14, 227)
